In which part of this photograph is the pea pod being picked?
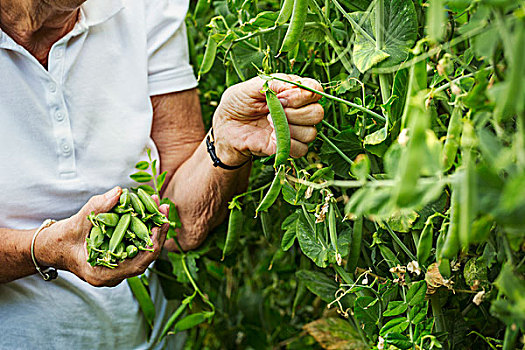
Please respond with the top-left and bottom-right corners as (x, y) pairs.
(256, 165), (285, 215)
(265, 85), (290, 169)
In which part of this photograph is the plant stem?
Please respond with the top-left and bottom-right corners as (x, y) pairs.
(322, 120), (341, 133)
(382, 221), (417, 261)
(232, 182), (271, 201)
(502, 324), (519, 350)
(318, 131), (355, 165)
(430, 294), (446, 335)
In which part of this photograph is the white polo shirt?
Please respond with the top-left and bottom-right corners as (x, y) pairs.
(0, 0), (197, 348)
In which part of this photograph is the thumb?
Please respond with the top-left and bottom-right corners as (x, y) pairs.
(81, 186), (122, 217)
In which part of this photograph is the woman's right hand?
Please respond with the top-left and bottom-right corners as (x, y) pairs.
(36, 187), (169, 287)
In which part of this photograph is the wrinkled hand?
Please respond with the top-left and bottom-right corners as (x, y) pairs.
(212, 74), (324, 166)
(39, 187), (169, 287)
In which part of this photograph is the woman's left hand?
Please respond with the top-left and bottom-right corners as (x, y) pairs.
(211, 74), (324, 166)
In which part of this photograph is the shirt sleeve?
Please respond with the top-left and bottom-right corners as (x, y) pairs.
(145, 0), (198, 96)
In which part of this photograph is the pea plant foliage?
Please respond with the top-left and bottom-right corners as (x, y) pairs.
(133, 0), (525, 348)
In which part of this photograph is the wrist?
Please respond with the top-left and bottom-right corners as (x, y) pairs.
(33, 220), (68, 271)
(209, 127), (251, 168)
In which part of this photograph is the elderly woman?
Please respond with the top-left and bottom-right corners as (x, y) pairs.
(0, 0), (323, 348)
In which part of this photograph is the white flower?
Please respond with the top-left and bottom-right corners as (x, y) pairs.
(398, 128), (409, 146)
(378, 336), (385, 350)
(473, 290), (485, 305)
(407, 261), (421, 276)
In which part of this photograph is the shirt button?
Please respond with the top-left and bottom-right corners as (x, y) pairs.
(55, 111), (64, 122)
(49, 83), (57, 93)
(61, 141), (72, 156)
(55, 49), (63, 58)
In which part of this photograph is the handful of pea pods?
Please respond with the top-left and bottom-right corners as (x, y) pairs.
(85, 188), (169, 268)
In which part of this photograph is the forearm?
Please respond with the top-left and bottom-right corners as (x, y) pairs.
(163, 137), (251, 251)
(0, 225), (62, 283)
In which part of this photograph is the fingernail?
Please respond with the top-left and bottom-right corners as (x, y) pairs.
(105, 186), (120, 199)
(278, 98), (288, 107)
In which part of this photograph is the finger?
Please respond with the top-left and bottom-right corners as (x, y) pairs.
(78, 187), (122, 224)
(272, 77), (323, 108)
(159, 204), (170, 217)
(284, 103), (324, 125)
(152, 194), (160, 206)
(289, 125), (318, 144)
(290, 139), (309, 158)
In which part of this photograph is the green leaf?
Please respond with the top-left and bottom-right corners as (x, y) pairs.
(379, 317), (409, 336)
(156, 171), (167, 191)
(168, 252), (200, 284)
(296, 270), (339, 303)
(130, 171), (153, 183)
(320, 130), (363, 178)
(303, 317), (369, 350)
(296, 212), (329, 268)
(135, 161), (149, 170)
(349, 0), (418, 73)
(383, 301), (408, 317)
(241, 11), (278, 31)
(380, 210), (419, 233)
(409, 301), (428, 324)
(364, 126), (388, 146)
(406, 280), (427, 306)
(136, 184), (155, 195)
(384, 332), (413, 349)
(281, 211), (300, 251)
(354, 296), (380, 337)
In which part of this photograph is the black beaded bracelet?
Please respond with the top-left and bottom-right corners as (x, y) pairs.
(206, 128), (250, 170)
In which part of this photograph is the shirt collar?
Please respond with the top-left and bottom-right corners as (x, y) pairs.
(81, 0), (125, 27)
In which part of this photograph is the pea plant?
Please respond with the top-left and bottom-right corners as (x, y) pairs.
(144, 0), (525, 348)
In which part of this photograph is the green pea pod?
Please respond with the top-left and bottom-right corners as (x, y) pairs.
(328, 202), (340, 262)
(126, 245), (138, 259)
(198, 33), (217, 78)
(265, 87), (290, 168)
(127, 276), (156, 328)
(160, 301), (189, 340)
(193, 0), (209, 19)
(89, 226), (104, 248)
(105, 227), (115, 238)
(440, 189), (460, 259)
(119, 188), (130, 208)
(276, 0), (294, 26)
(95, 213), (119, 227)
(417, 220), (433, 265)
(108, 213), (131, 253)
(347, 216), (363, 276)
(459, 122), (477, 248)
(131, 216), (153, 246)
(137, 188), (160, 214)
(278, 0), (307, 54)
(222, 207), (243, 260)
(309, 167), (333, 183)
(173, 312), (209, 333)
(255, 165), (285, 215)
(442, 106), (463, 172)
(130, 192), (146, 218)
